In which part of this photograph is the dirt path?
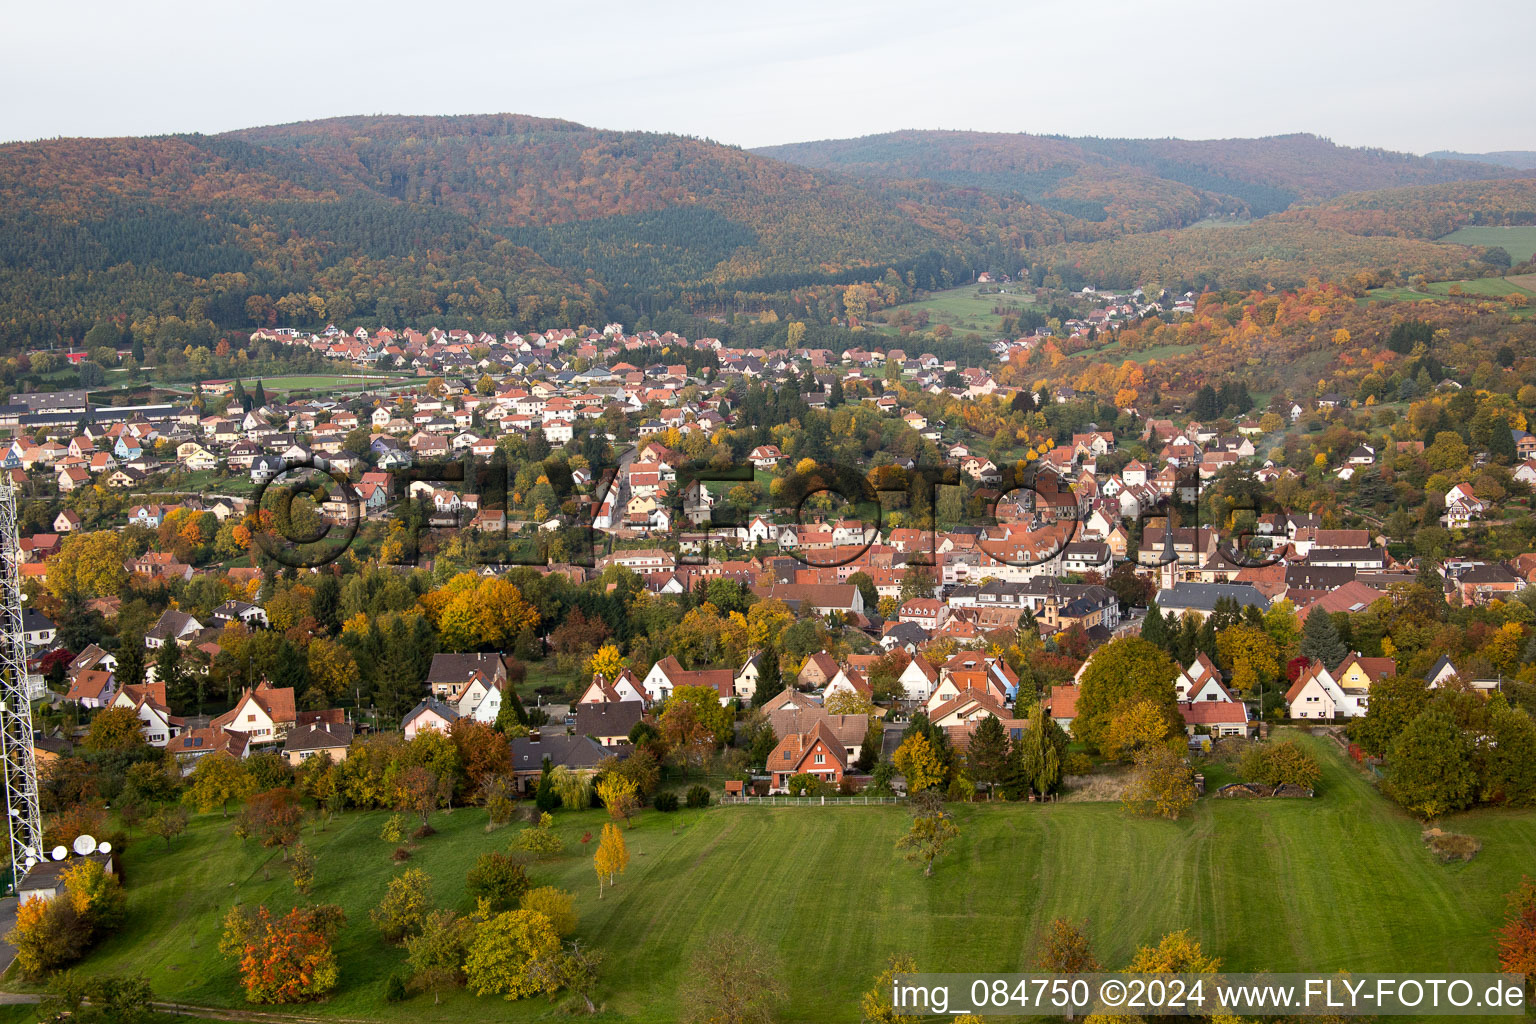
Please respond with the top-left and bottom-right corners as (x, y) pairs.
(0, 989), (378, 1023)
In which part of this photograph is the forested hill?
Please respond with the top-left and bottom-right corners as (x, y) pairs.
(0, 114), (1531, 347)
(0, 114), (1082, 345)
(755, 130), (1521, 223)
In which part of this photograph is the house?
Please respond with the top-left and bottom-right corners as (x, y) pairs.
(144, 609), (203, 649)
(21, 609), (56, 648)
(897, 656), (940, 702)
(571, 701), (645, 746)
(64, 668), (115, 709)
(403, 697), (460, 740)
(1333, 652), (1396, 692)
(1153, 582), (1268, 622)
(577, 669), (648, 706)
(112, 682), (183, 747)
(282, 721), (355, 766)
(768, 718), (851, 793)
(1284, 660), (1370, 719)
(212, 600), (269, 629)
(797, 651), (841, 689)
(509, 733), (615, 794)
(751, 583), (864, 619)
(1045, 684), (1079, 731)
(170, 726), (252, 766)
(749, 444), (784, 469)
(1442, 483), (1486, 528)
(1179, 700), (1250, 737)
(211, 682), (298, 743)
(639, 655), (735, 705)
(53, 510), (82, 532)
(1174, 653), (1230, 702)
(426, 653), (508, 702)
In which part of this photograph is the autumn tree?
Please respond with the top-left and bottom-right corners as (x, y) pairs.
(372, 867), (432, 944)
(897, 806), (959, 877)
(145, 805), (189, 848)
(1073, 637), (1181, 755)
(680, 933), (786, 1024)
(289, 840), (316, 895)
(893, 732), (946, 792)
(1496, 877), (1536, 986)
(521, 886), (578, 938)
(185, 755), (256, 817)
(1123, 744), (1196, 821)
(82, 707), (147, 753)
(239, 788), (303, 859)
(395, 765), (444, 830)
(595, 775), (639, 829)
(46, 531), (128, 601)
(405, 910), (472, 1004)
(466, 851), (530, 912)
(225, 905), (344, 1004)
(1037, 917), (1100, 973)
(860, 953), (920, 1024)
(464, 908), (561, 1000)
(1387, 709), (1477, 818)
(1102, 699), (1174, 762)
(594, 822), (629, 897)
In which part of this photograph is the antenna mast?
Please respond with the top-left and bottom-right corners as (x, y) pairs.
(0, 474), (43, 892)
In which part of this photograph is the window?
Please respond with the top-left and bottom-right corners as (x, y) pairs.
(814, 753), (825, 765)
(782, 751), (791, 761)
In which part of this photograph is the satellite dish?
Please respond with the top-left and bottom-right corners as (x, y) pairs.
(97, 841), (111, 854)
(23, 856), (36, 869)
(50, 846), (67, 861)
(73, 834), (97, 856)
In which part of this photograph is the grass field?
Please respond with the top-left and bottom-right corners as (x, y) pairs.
(245, 374), (419, 395)
(871, 284), (1041, 337)
(1365, 274), (1536, 303)
(1438, 225), (1536, 264)
(18, 733), (1535, 1022)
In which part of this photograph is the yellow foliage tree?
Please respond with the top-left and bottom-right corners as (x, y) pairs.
(594, 822), (629, 897)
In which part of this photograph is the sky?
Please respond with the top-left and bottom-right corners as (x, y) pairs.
(5, 0), (1534, 155)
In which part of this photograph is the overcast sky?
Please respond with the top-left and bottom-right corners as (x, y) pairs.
(5, 0), (1533, 155)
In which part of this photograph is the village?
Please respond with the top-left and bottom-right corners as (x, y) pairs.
(6, 303), (1532, 804)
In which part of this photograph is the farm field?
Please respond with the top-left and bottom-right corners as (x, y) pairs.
(1364, 275), (1536, 303)
(1437, 225), (1536, 264)
(18, 733), (1536, 1023)
(870, 284), (1042, 337)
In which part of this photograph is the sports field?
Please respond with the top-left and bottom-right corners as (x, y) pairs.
(20, 733), (1534, 1022)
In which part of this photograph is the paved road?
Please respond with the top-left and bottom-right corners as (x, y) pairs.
(0, 896), (16, 980)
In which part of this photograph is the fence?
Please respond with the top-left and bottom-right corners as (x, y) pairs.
(719, 795), (907, 807)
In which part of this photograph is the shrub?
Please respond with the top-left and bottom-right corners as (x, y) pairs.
(384, 972), (408, 1003)
(1424, 829), (1481, 863)
(510, 822), (566, 857)
(1063, 753), (1094, 776)
(411, 823), (437, 840)
(8, 897), (87, 978)
(392, 846), (412, 862)
(653, 792), (680, 812)
(685, 785), (711, 809)
(380, 814), (404, 844)
(465, 851), (530, 913)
